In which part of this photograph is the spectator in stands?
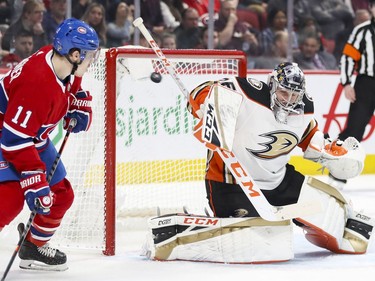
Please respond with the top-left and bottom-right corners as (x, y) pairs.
(174, 7), (202, 49)
(81, 2), (107, 47)
(0, 0), (12, 25)
(2, 0), (48, 53)
(161, 32), (177, 49)
(0, 25), (10, 63)
(95, 0), (110, 14)
(72, 0), (92, 20)
(296, 16), (321, 46)
(251, 30), (288, 69)
(10, 0), (25, 25)
(258, 8), (298, 55)
(345, 0), (370, 13)
(12, 30), (33, 59)
(0, 31), (33, 69)
(183, 0), (222, 19)
(238, 0), (267, 30)
(126, 0), (165, 35)
(215, 0), (260, 55)
(106, 1), (133, 48)
(333, 8), (371, 62)
(42, 0), (67, 43)
(266, 0), (312, 29)
(0, 23), (8, 34)
(161, 0), (184, 25)
(239, 0), (267, 15)
(201, 26), (220, 49)
(138, 32), (162, 48)
(160, 0), (181, 32)
(310, 0), (353, 41)
(293, 33), (337, 70)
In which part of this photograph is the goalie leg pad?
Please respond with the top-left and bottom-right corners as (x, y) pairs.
(294, 177), (373, 254)
(141, 214), (293, 264)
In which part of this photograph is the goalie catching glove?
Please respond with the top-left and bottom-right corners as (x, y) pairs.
(64, 90), (92, 133)
(304, 131), (365, 180)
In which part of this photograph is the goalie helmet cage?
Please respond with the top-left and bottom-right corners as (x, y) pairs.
(53, 47), (247, 256)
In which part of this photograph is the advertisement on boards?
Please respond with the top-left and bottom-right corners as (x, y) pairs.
(1, 68), (373, 175)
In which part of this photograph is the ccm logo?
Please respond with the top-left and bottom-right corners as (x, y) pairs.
(220, 150), (260, 197)
(150, 40), (171, 67)
(158, 219), (171, 225)
(183, 217), (219, 225)
(203, 103), (214, 141)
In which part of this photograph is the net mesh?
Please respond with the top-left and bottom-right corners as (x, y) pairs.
(50, 47), (246, 252)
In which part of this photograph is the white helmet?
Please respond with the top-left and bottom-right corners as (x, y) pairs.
(267, 62), (306, 123)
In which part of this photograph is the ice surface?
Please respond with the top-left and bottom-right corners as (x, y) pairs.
(1, 175), (375, 281)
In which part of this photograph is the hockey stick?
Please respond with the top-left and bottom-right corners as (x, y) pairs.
(133, 17), (320, 221)
(1, 119), (76, 281)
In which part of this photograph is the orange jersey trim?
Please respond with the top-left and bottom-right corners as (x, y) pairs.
(298, 120), (319, 152)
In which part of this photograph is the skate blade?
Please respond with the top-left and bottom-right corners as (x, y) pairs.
(19, 259), (68, 271)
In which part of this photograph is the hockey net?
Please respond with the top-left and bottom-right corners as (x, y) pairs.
(52, 47), (247, 255)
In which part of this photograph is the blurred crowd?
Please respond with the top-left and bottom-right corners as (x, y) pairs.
(0, 0), (372, 70)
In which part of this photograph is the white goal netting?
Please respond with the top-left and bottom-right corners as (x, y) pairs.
(42, 47), (247, 254)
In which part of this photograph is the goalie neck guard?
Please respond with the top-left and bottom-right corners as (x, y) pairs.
(268, 62), (306, 124)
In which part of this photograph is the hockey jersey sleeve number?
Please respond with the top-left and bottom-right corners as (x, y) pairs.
(11, 106), (32, 128)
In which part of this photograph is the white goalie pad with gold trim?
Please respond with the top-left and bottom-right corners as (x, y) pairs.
(295, 177), (374, 254)
(141, 214), (293, 264)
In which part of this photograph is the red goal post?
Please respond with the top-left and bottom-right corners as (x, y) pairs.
(53, 47), (247, 256)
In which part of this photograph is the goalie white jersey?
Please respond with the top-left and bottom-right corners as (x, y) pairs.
(188, 76), (317, 190)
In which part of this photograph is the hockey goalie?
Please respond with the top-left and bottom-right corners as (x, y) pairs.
(142, 62), (373, 264)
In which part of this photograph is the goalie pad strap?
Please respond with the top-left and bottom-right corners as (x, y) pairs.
(307, 177), (348, 204)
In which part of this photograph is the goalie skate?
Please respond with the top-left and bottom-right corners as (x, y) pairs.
(18, 223), (68, 271)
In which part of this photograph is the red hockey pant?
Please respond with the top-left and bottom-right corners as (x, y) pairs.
(0, 178), (74, 246)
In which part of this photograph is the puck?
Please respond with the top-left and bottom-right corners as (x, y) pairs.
(150, 72), (162, 83)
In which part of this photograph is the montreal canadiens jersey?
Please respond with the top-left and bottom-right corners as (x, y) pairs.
(0, 45), (81, 176)
(188, 76), (317, 190)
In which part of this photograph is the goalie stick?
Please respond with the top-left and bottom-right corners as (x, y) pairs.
(133, 17), (320, 221)
(1, 119), (76, 281)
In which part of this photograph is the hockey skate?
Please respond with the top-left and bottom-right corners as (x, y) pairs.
(17, 223), (68, 271)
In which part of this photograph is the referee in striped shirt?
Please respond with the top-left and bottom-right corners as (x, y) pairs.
(339, 0), (375, 143)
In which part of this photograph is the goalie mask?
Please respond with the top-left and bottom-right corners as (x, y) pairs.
(268, 62), (306, 124)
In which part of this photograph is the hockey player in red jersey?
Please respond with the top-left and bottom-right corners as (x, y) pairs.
(0, 18), (99, 270)
(143, 62), (374, 263)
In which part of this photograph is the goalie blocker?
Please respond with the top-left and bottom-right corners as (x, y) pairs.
(142, 177), (374, 263)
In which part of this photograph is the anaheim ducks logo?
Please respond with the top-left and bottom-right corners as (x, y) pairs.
(246, 131), (299, 159)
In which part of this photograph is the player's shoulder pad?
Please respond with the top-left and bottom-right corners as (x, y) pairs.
(235, 77), (271, 107)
